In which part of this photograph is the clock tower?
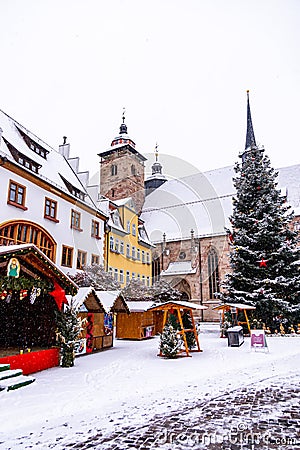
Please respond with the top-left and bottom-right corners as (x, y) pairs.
(98, 111), (146, 213)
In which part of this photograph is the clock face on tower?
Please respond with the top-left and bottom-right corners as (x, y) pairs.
(179, 251), (186, 260)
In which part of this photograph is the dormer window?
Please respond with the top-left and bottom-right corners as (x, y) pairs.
(16, 126), (49, 159)
(60, 175), (86, 201)
(3, 137), (41, 174)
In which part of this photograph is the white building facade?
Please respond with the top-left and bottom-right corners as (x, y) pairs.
(0, 109), (107, 275)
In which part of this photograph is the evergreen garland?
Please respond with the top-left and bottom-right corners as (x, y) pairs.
(0, 276), (52, 294)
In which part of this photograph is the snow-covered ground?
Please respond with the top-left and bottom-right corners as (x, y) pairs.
(0, 323), (299, 449)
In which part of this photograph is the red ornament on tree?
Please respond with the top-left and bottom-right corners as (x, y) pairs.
(259, 258), (268, 268)
(49, 281), (68, 310)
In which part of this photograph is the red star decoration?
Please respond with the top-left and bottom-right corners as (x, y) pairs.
(259, 258), (268, 268)
(49, 281), (68, 310)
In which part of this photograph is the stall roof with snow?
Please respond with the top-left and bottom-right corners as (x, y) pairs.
(95, 290), (129, 314)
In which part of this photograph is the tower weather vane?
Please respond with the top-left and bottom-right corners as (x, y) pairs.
(155, 142), (159, 162)
(122, 107), (126, 123)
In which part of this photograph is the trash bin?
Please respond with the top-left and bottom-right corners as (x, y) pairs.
(227, 326), (244, 347)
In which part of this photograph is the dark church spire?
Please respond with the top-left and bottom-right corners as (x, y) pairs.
(119, 107), (128, 135)
(245, 90), (256, 150)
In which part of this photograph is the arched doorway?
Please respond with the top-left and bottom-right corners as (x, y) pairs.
(0, 220), (56, 261)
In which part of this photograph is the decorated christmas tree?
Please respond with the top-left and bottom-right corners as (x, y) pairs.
(182, 311), (196, 350)
(223, 91), (300, 328)
(159, 320), (181, 358)
(55, 305), (82, 367)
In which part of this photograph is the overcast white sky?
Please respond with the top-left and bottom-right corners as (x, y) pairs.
(1, 0), (299, 179)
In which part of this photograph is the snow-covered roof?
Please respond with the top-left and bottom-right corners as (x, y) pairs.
(95, 290), (127, 313)
(161, 261), (197, 276)
(66, 286), (96, 311)
(0, 109), (99, 210)
(213, 302), (256, 310)
(125, 300), (155, 312)
(149, 300), (207, 311)
(141, 163), (300, 243)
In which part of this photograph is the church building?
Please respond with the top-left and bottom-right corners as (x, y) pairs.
(141, 92), (300, 320)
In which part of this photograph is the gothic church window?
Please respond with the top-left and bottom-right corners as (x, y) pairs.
(208, 248), (220, 298)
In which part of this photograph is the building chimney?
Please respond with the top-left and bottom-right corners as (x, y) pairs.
(58, 136), (70, 159)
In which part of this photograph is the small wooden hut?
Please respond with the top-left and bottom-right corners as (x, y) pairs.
(115, 300), (164, 340)
(212, 302), (256, 335)
(148, 300), (207, 357)
(68, 288), (129, 354)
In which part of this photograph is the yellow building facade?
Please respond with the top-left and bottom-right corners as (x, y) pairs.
(105, 198), (152, 288)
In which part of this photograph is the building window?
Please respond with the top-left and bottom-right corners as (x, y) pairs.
(61, 245), (73, 268)
(146, 252), (150, 264)
(137, 274), (140, 281)
(132, 223), (136, 236)
(115, 239), (119, 253)
(131, 164), (136, 175)
(120, 241), (124, 254)
(208, 248), (220, 298)
(77, 250), (87, 269)
(127, 221), (131, 234)
(132, 272), (135, 279)
(111, 188), (115, 197)
(111, 164), (117, 176)
(91, 254), (99, 265)
(0, 220), (56, 261)
(108, 267), (113, 277)
(142, 250), (145, 263)
(142, 275), (146, 285)
(91, 220), (100, 238)
(114, 268), (118, 282)
(126, 271), (130, 284)
(120, 269), (124, 284)
(110, 236), (114, 251)
(7, 180), (27, 210)
(147, 276), (150, 287)
(71, 209), (82, 231)
(44, 198), (58, 222)
(152, 256), (161, 283)
(137, 249), (140, 261)
(126, 244), (130, 258)
(132, 246), (136, 260)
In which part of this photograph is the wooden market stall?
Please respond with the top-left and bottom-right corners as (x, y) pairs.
(115, 300), (164, 340)
(148, 300), (207, 357)
(0, 244), (77, 374)
(68, 289), (130, 354)
(212, 302), (256, 336)
(95, 289), (129, 338)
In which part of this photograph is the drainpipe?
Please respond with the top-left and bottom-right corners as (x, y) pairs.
(104, 222), (111, 271)
(161, 232), (166, 272)
(198, 239), (204, 322)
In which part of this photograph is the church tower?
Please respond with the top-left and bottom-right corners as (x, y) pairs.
(98, 111), (146, 213)
(239, 90), (259, 162)
(145, 144), (167, 196)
